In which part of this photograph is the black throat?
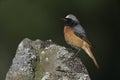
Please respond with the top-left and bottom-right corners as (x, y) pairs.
(65, 18), (78, 27)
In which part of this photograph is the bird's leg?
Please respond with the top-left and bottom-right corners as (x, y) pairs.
(70, 48), (81, 60)
(73, 48), (80, 57)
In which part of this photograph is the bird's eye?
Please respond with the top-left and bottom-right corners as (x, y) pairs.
(64, 18), (77, 26)
(67, 19), (73, 23)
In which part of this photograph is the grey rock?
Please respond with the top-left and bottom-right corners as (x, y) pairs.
(5, 38), (91, 80)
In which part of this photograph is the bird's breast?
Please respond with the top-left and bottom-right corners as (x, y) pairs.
(64, 26), (86, 48)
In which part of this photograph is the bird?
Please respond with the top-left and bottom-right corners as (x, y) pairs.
(62, 14), (99, 68)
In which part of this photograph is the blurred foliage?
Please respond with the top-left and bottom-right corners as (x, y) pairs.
(0, 0), (119, 80)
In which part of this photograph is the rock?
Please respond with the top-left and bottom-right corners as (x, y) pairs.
(5, 38), (91, 80)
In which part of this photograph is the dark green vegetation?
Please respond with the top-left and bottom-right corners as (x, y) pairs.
(0, 0), (119, 80)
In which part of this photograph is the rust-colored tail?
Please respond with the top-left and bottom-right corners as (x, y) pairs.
(82, 46), (99, 69)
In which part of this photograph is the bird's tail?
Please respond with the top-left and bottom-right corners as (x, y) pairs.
(83, 46), (99, 69)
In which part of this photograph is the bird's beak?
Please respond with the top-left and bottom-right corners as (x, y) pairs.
(61, 18), (68, 21)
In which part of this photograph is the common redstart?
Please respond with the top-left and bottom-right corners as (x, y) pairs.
(62, 14), (99, 68)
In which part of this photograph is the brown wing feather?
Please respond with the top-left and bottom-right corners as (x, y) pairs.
(74, 32), (91, 47)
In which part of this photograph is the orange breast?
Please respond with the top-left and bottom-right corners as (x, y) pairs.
(64, 26), (99, 68)
(64, 26), (87, 48)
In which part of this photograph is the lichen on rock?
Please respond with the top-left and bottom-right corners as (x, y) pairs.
(5, 38), (91, 80)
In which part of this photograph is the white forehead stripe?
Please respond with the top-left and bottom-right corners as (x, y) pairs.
(65, 14), (79, 22)
(65, 14), (76, 18)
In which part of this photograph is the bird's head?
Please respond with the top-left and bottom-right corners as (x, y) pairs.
(62, 14), (79, 26)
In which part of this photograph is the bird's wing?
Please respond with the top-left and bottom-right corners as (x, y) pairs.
(74, 32), (91, 46)
(72, 25), (91, 47)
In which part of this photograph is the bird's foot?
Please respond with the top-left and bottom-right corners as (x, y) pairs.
(71, 49), (81, 59)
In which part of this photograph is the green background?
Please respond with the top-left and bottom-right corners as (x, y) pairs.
(0, 0), (119, 80)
